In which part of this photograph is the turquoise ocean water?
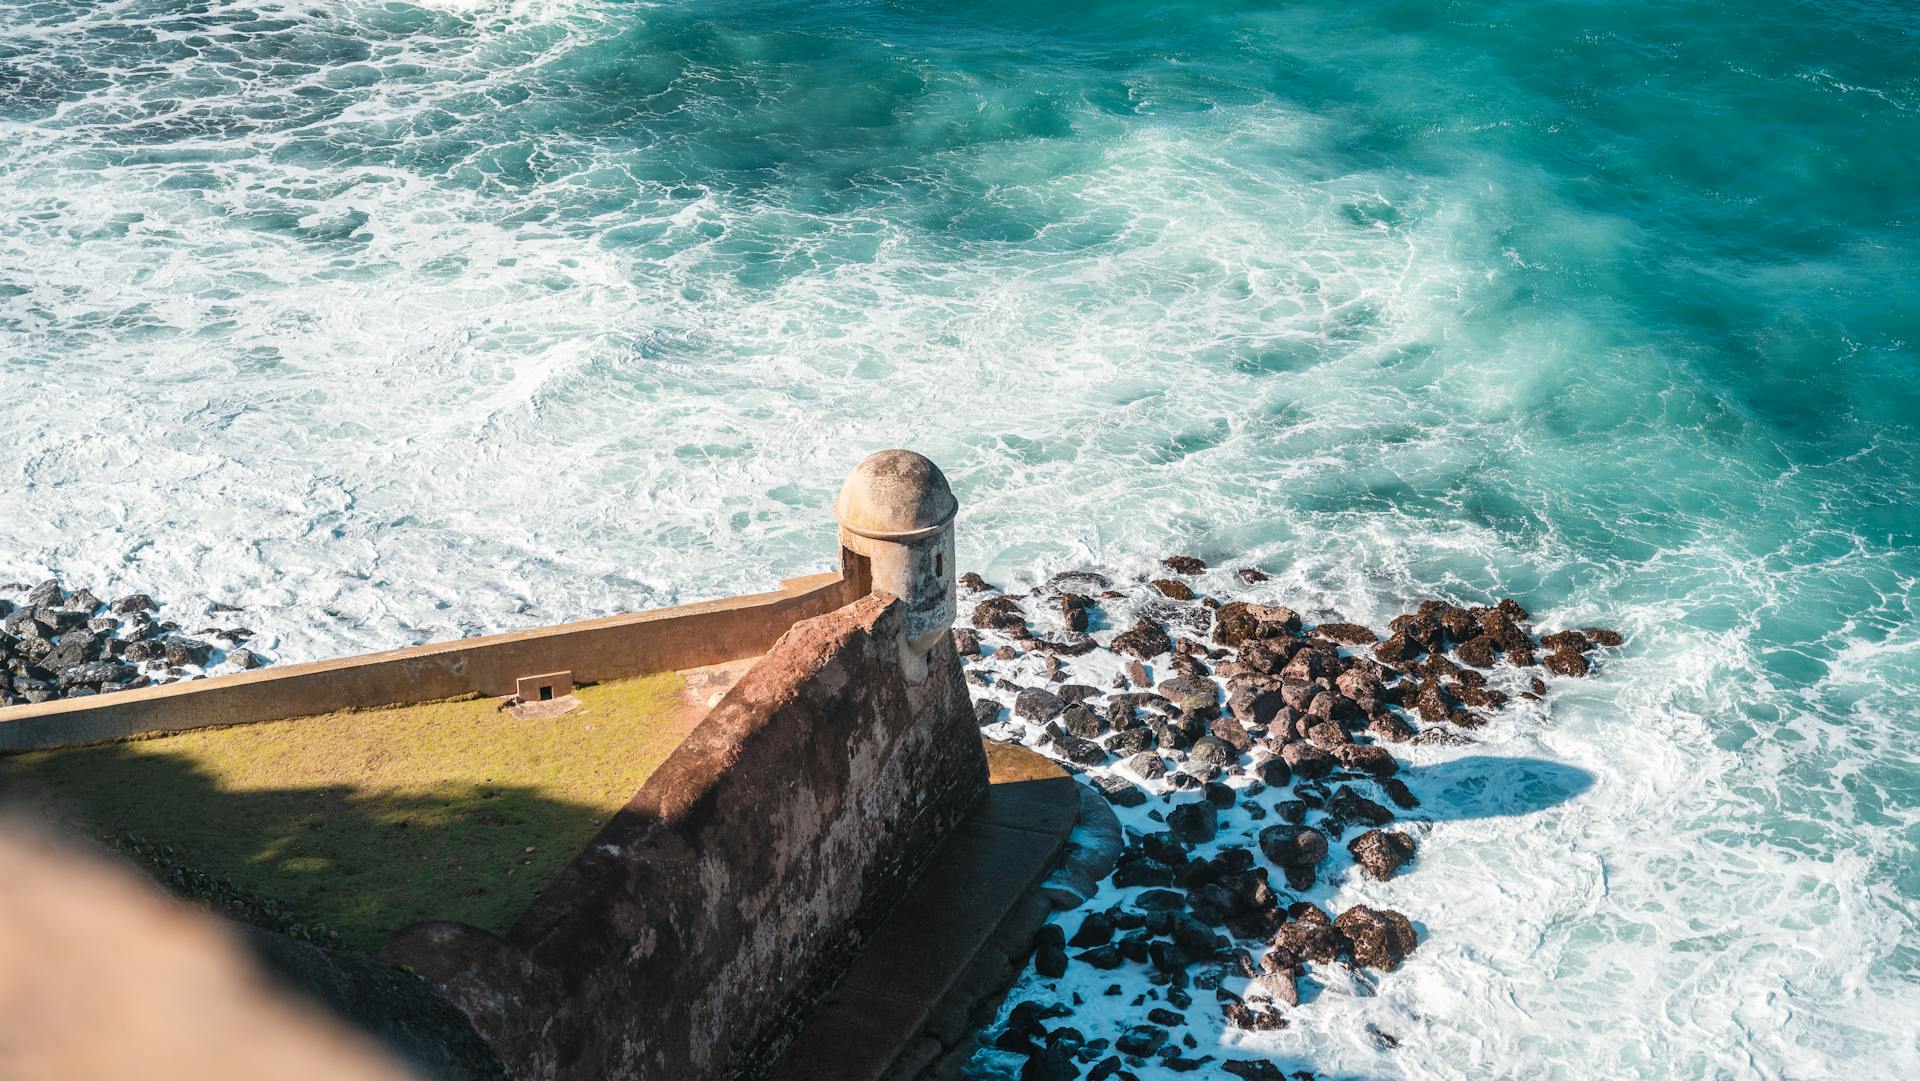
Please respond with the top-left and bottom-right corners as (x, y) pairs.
(2, 1), (1917, 1076)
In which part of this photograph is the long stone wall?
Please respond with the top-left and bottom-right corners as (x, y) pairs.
(0, 572), (863, 753)
(385, 593), (990, 1081)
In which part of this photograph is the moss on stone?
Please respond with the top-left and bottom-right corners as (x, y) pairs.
(0, 672), (697, 952)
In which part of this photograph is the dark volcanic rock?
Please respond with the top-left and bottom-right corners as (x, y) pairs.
(1373, 633), (1420, 664)
(1015, 688), (1065, 722)
(1544, 649), (1591, 677)
(55, 661), (137, 688)
(1313, 621), (1378, 645)
(1235, 637), (1300, 676)
(1380, 777), (1420, 809)
(1455, 634), (1500, 669)
(26, 580), (64, 608)
(1280, 741), (1334, 780)
(1156, 676), (1217, 712)
(1207, 714), (1253, 753)
(1070, 910), (1117, 948)
(1213, 602), (1299, 648)
(1112, 617), (1172, 660)
(1106, 727), (1156, 756)
(1150, 578), (1196, 601)
(1091, 773), (1146, 808)
(958, 572), (992, 594)
(1055, 735), (1107, 766)
(1061, 704), (1105, 738)
(1335, 905), (1418, 970)
(162, 637), (214, 667)
(1272, 908), (1344, 964)
(1326, 787), (1394, 832)
(1332, 744), (1398, 778)
(1124, 752), (1168, 780)
(1167, 801), (1219, 846)
(110, 594), (157, 615)
(1059, 592), (1093, 632)
(1367, 711), (1415, 743)
(1347, 829), (1417, 881)
(973, 595), (1028, 631)
(1162, 556), (1207, 576)
(1234, 568), (1269, 584)
(1033, 942), (1069, 978)
(1226, 683), (1284, 727)
(1188, 736), (1237, 768)
(41, 631), (103, 672)
(1257, 824), (1328, 873)
(1221, 1002), (1288, 1031)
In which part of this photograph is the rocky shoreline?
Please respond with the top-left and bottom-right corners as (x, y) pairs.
(1, 579), (269, 708)
(953, 558), (1620, 1081)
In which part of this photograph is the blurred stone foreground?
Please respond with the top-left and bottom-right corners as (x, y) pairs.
(0, 818), (425, 1081)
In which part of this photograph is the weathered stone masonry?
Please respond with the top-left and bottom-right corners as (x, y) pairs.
(387, 594), (988, 1081)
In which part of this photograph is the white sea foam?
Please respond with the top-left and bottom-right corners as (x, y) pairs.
(2, 2), (1917, 1077)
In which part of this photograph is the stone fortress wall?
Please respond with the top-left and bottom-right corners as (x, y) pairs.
(0, 569), (868, 753)
(0, 451), (1014, 1081)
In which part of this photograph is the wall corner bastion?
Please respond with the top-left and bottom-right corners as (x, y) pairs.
(386, 589), (990, 1081)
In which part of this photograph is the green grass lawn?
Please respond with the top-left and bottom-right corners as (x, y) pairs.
(0, 673), (697, 952)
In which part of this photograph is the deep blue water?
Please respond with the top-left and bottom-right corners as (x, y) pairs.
(2, 1), (1917, 1076)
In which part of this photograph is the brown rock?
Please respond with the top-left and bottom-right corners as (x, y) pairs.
(1335, 905), (1418, 970)
(1272, 907), (1343, 964)
(1235, 568), (1270, 584)
(1346, 830), (1417, 881)
(971, 595), (1026, 632)
(1222, 1002), (1289, 1031)
(1332, 744), (1398, 778)
(1539, 629), (1591, 654)
(1366, 712), (1415, 743)
(1373, 634), (1420, 664)
(1304, 721), (1350, 749)
(1495, 598), (1530, 622)
(1059, 593), (1092, 632)
(1112, 617), (1173, 660)
(1455, 635), (1500, 669)
(1214, 602), (1301, 647)
(1162, 555), (1207, 575)
(1208, 715), (1253, 753)
(1326, 787), (1394, 831)
(958, 572), (992, 594)
(1313, 622), (1378, 645)
(1150, 579), (1195, 600)
(1543, 649), (1590, 677)
(1280, 741), (1334, 779)
(1257, 824), (1327, 874)
(1236, 636), (1301, 676)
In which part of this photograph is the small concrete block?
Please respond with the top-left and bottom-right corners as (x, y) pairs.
(514, 670), (574, 702)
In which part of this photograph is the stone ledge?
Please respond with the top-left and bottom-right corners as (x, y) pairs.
(767, 741), (1088, 1081)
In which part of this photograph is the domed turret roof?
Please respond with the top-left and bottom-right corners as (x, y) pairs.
(834, 449), (958, 540)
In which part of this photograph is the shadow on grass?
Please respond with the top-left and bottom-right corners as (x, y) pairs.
(0, 742), (614, 954)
